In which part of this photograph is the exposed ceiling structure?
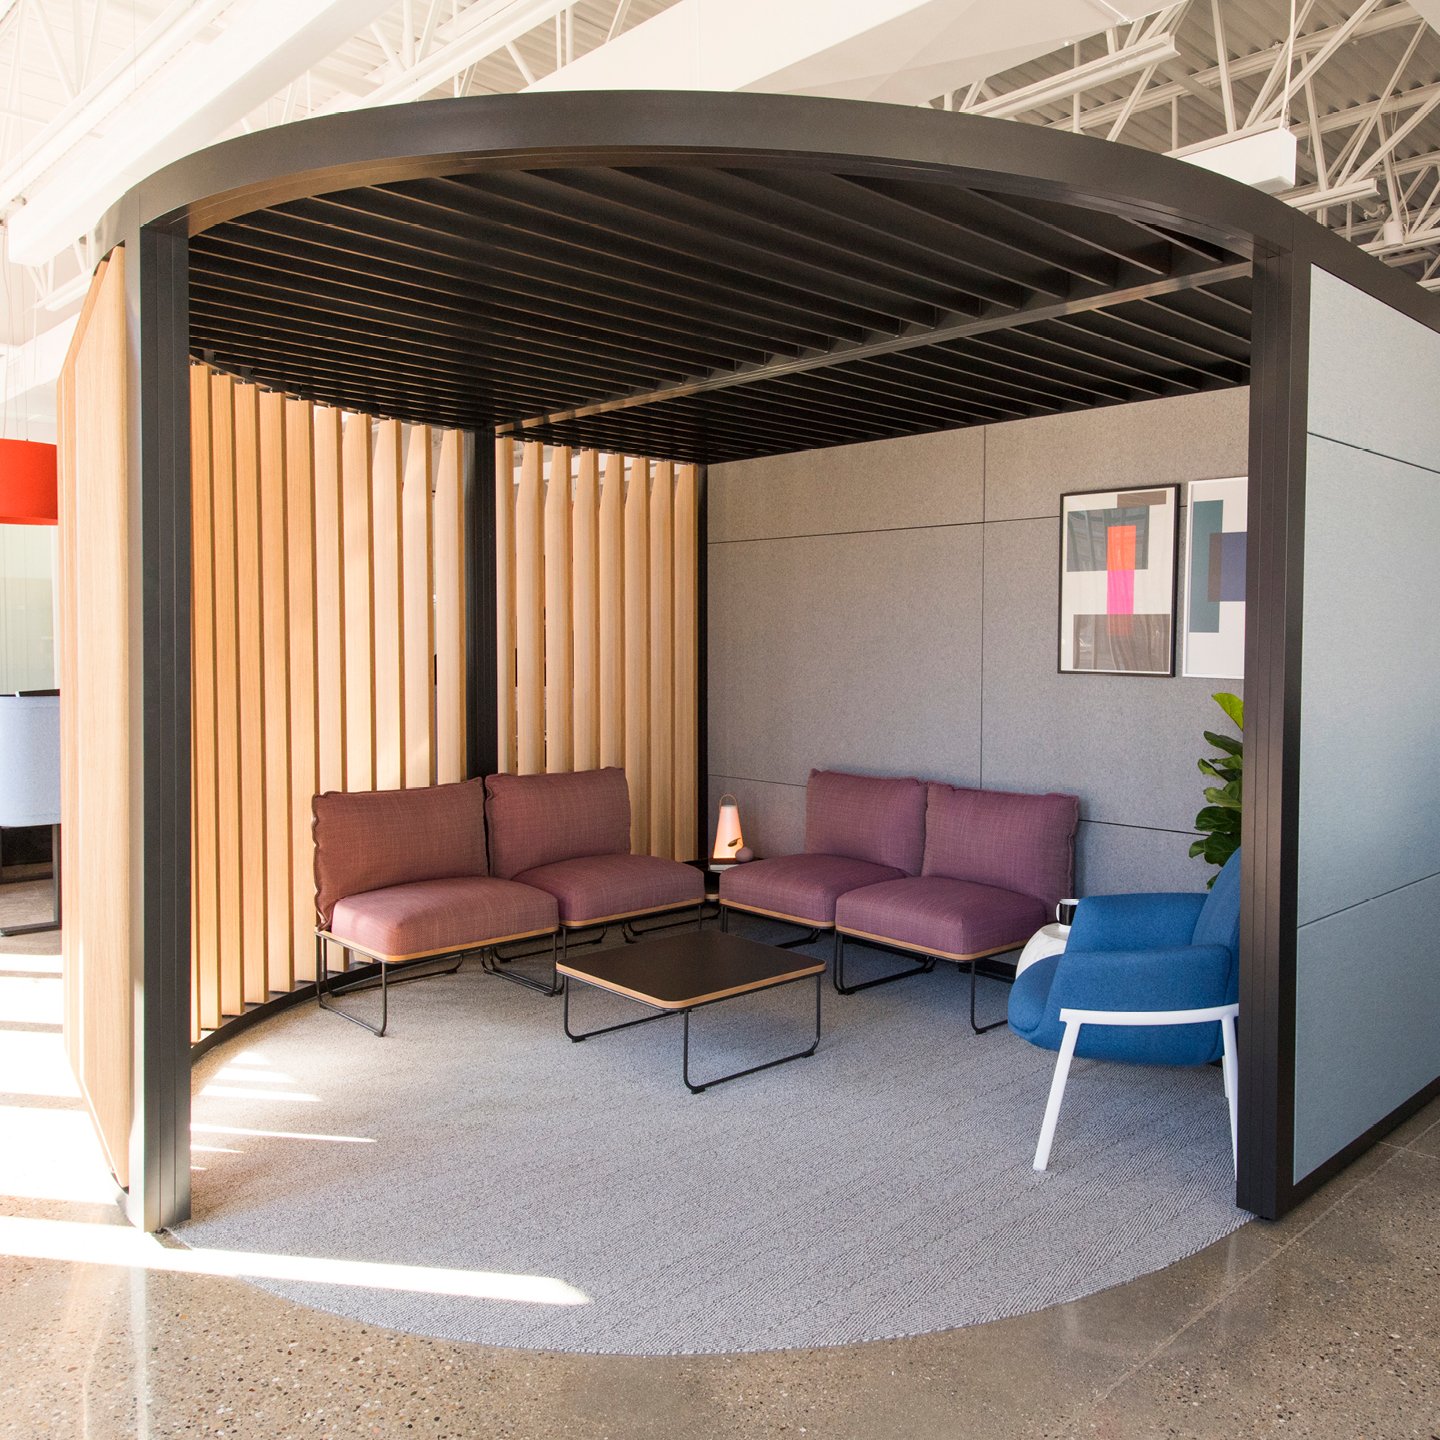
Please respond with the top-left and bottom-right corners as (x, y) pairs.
(0, 0), (1438, 423)
(947, 0), (1440, 291)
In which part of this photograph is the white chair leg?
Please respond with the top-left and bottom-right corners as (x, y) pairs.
(1034, 1017), (1082, 1172)
(1220, 1011), (1239, 1177)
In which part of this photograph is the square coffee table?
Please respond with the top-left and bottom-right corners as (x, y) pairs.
(558, 930), (823, 1093)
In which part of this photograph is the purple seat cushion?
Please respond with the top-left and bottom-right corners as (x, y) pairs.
(313, 780), (488, 928)
(805, 769), (928, 875)
(922, 783), (1079, 911)
(485, 768), (632, 880)
(720, 853), (905, 927)
(328, 877), (556, 960)
(835, 876), (1046, 959)
(516, 853), (703, 924)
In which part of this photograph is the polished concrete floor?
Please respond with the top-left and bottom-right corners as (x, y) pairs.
(2, 877), (1436, 1439)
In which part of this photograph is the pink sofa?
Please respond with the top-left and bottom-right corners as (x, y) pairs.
(720, 769), (1079, 1025)
(483, 767), (704, 989)
(312, 779), (559, 1035)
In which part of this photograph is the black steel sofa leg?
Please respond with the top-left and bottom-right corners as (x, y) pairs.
(832, 930), (935, 996)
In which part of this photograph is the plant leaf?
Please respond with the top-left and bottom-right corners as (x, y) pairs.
(1212, 691), (1244, 731)
(1202, 731), (1244, 757)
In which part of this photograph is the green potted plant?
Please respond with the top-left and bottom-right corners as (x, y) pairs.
(1190, 691), (1243, 887)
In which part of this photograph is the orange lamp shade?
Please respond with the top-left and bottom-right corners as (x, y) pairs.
(0, 440), (58, 525)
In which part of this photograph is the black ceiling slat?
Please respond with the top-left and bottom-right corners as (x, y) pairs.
(188, 274), (698, 397)
(224, 201), (840, 355)
(958, 327), (1176, 398)
(605, 165), (1035, 311)
(1044, 311), (1244, 383)
(361, 177), (916, 337)
(191, 232), (779, 375)
(194, 331), (508, 415)
(795, 355), (1036, 423)
(894, 339), (1130, 408)
(653, 372), (931, 440)
(1148, 284), (1254, 342)
(187, 270), (691, 394)
(429, 170), (955, 329)
(971, 189), (1183, 277)
(1106, 298), (1251, 365)
(826, 172), (1107, 295)
(838, 352), (1052, 420)
(721, 367), (993, 432)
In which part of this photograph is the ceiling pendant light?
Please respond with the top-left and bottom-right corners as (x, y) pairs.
(0, 439), (58, 525)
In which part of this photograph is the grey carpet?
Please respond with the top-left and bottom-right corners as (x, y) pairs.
(180, 918), (1248, 1355)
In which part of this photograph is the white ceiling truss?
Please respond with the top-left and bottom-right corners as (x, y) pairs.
(943, 0), (1440, 291)
(2, 0), (1440, 343)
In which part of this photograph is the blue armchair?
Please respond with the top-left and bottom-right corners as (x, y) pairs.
(1008, 850), (1241, 1174)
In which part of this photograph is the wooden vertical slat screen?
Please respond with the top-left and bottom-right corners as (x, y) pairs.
(494, 443), (701, 861)
(57, 251), (133, 1185)
(433, 431), (466, 785)
(186, 369), (469, 1037)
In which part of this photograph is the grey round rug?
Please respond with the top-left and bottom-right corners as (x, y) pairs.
(181, 921), (1248, 1354)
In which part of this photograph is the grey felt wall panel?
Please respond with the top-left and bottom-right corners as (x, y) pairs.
(1293, 875), (1440, 1178)
(709, 426), (984, 543)
(708, 392), (1249, 890)
(708, 525), (983, 788)
(1294, 285), (1440, 1183)
(1298, 438), (1440, 926)
(1308, 268), (1440, 474)
(984, 389), (1250, 523)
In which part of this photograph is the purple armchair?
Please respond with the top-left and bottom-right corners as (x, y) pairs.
(834, 782), (1079, 1023)
(483, 767), (704, 991)
(718, 769), (928, 947)
(312, 780), (558, 1036)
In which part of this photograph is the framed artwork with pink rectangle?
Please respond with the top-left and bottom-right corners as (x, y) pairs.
(1058, 485), (1179, 676)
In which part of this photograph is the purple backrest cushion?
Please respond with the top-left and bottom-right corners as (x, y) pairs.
(922, 783), (1079, 909)
(804, 769), (928, 875)
(312, 780), (488, 928)
(484, 767), (632, 880)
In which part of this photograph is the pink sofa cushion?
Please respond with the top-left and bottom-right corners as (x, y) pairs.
(484, 768), (632, 880)
(328, 876), (556, 960)
(922, 784), (1079, 911)
(516, 853), (703, 924)
(720, 853), (905, 926)
(836, 876), (1045, 958)
(312, 780), (488, 928)
(804, 769), (927, 875)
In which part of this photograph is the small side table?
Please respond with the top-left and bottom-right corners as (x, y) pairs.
(1015, 922), (1071, 979)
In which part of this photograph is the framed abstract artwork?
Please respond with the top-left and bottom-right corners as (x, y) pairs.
(1058, 485), (1179, 676)
(1183, 476), (1248, 679)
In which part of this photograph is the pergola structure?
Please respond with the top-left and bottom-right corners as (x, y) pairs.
(64, 90), (1440, 1231)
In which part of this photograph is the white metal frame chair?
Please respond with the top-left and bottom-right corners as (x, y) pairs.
(1032, 1002), (1240, 1175)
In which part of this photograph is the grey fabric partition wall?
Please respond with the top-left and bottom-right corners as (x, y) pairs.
(707, 388), (1248, 895)
(1293, 269), (1440, 1181)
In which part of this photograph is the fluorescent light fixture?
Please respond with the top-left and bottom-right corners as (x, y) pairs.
(970, 35), (1179, 120)
(1171, 127), (1298, 195)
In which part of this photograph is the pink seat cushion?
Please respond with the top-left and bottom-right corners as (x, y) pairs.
(328, 877), (557, 960)
(805, 769), (928, 874)
(516, 853), (703, 924)
(836, 875), (1045, 959)
(312, 780), (489, 928)
(720, 853), (905, 927)
(922, 784), (1079, 911)
(484, 768), (633, 880)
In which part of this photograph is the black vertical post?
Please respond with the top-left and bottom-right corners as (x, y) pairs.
(464, 430), (498, 779)
(1237, 243), (1310, 1221)
(695, 464), (709, 863)
(128, 223), (193, 1231)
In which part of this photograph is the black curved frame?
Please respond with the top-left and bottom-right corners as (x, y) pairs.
(97, 91), (1440, 1230)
